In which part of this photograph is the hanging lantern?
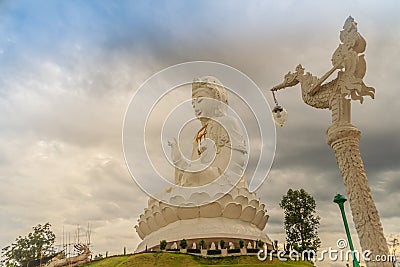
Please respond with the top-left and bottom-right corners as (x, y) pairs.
(271, 91), (288, 127)
(272, 105), (288, 127)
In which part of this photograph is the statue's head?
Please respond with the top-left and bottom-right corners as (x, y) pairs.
(191, 76), (228, 119)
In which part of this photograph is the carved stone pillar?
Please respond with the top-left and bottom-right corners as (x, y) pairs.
(327, 123), (391, 267)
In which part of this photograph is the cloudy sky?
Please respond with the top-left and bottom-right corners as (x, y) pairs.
(0, 1), (399, 266)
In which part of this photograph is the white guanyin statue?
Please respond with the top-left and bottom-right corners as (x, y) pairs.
(134, 76), (271, 252)
(168, 76), (246, 188)
(210, 242), (216, 250)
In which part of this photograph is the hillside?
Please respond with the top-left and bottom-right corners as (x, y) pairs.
(79, 252), (314, 267)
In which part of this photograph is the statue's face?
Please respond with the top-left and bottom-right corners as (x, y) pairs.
(192, 88), (218, 119)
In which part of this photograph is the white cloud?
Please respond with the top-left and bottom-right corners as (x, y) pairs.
(0, 2), (399, 266)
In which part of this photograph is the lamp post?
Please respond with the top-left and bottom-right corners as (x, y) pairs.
(270, 17), (390, 267)
(334, 194), (359, 267)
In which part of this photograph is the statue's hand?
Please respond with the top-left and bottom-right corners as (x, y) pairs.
(168, 137), (177, 148)
(168, 138), (182, 163)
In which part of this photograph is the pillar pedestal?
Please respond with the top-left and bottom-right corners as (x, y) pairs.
(327, 123), (390, 267)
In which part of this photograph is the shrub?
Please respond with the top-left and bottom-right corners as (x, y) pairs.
(207, 249), (221, 255)
(199, 239), (206, 249)
(239, 239), (245, 248)
(220, 240), (225, 249)
(179, 239), (188, 249)
(160, 240), (167, 250)
(257, 240), (264, 248)
(247, 248), (259, 253)
(187, 248), (200, 253)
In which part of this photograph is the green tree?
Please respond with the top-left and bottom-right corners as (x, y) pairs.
(257, 240), (264, 248)
(279, 189), (321, 253)
(1, 223), (56, 267)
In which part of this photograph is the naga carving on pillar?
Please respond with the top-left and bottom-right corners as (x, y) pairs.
(270, 17), (391, 267)
(272, 16), (375, 124)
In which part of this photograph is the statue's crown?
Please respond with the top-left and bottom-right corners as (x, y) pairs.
(192, 76), (228, 105)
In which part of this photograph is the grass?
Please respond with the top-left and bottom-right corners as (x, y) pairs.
(79, 252), (314, 267)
